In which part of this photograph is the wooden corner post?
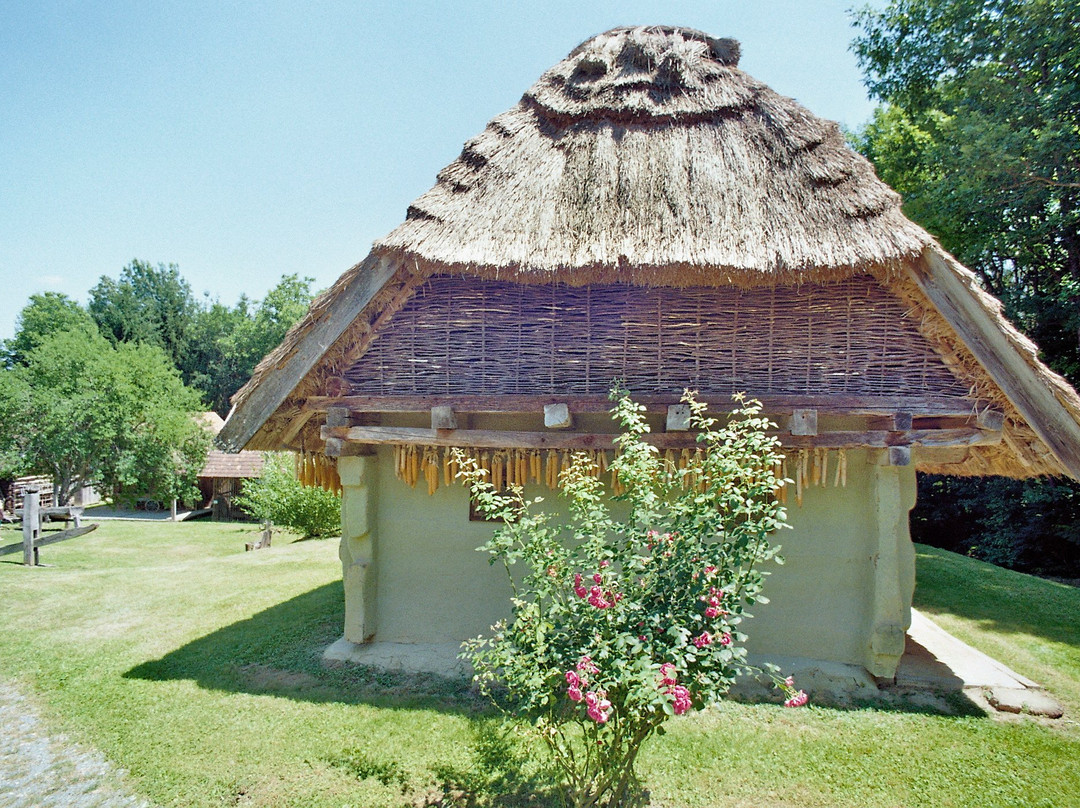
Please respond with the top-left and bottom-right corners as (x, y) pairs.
(22, 491), (40, 566)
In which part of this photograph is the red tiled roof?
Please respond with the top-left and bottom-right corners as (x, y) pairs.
(199, 449), (265, 479)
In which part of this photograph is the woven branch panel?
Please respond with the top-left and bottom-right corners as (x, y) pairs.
(344, 275), (969, 399)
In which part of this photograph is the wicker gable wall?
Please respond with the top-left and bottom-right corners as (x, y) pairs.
(343, 275), (969, 399)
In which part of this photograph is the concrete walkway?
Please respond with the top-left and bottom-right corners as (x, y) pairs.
(898, 609), (1063, 717)
(0, 682), (150, 808)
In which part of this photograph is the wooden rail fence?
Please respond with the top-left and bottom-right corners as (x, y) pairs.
(0, 491), (98, 566)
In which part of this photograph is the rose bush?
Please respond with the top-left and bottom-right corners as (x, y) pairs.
(461, 390), (805, 808)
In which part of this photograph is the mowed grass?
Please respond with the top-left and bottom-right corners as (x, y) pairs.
(0, 521), (1078, 808)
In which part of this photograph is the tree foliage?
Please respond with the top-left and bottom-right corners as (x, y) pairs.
(0, 328), (209, 505)
(852, 0), (1080, 575)
(233, 453), (341, 538)
(4, 292), (98, 368)
(853, 0), (1080, 381)
(180, 274), (315, 415)
(89, 260), (199, 372)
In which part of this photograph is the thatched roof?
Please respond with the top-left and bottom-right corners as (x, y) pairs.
(379, 25), (930, 281)
(220, 26), (1080, 480)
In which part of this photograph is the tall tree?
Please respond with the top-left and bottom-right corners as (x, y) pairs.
(4, 292), (98, 368)
(180, 274), (315, 415)
(852, 0), (1080, 574)
(0, 328), (210, 505)
(89, 260), (198, 371)
(853, 0), (1080, 381)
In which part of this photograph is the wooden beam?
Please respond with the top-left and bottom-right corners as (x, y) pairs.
(0, 524), (98, 558)
(302, 393), (980, 418)
(324, 437), (375, 458)
(326, 407), (351, 428)
(666, 404), (691, 431)
(322, 424), (1002, 451)
(789, 409), (818, 436)
(543, 403), (573, 429)
(217, 254), (400, 452)
(912, 248), (1080, 477)
(431, 406), (458, 430)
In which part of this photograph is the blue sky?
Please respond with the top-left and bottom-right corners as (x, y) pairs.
(0, 1), (882, 341)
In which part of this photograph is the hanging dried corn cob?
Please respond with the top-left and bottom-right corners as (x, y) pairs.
(545, 450), (558, 489)
(422, 446), (439, 495)
(839, 448), (847, 487)
(408, 445), (419, 487)
(810, 448), (821, 487)
(530, 450), (541, 483)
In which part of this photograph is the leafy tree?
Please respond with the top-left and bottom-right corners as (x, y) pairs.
(461, 392), (801, 807)
(0, 328), (210, 505)
(853, 0), (1080, 381)
(89, 259), (199, 371)
(4, 292), (98, 368)
(181, 274), (315, 415)
(234, 453), (340, 538)
(852, 0), (1080, 575)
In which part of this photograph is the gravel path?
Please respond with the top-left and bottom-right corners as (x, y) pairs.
(0, 682), (150, 808)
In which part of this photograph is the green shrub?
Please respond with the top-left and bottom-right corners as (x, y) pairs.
(460, 390), (802, 807)
(235, 454), (341, 538)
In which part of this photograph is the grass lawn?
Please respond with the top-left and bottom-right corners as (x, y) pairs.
(0, 521), (1077, 807)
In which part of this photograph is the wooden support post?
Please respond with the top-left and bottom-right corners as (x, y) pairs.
(22, 491), (39, 566)
(544, 403), (573, 429)
(888, 446), (912, 467)
(326, 407), (351, 428)
(666, 404), (691, 431)
(790, 409), (818, 436)
(170, 499), (178, 522)
(892, 412), (913, 431)
(431, 406), (458, 430)
(977, 408), (1006, 431)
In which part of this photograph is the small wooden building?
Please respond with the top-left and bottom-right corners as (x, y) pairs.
(220, 27), (1080, 678)
(198, 412), (266, 520)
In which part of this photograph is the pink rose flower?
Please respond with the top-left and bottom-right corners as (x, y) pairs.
(784, 676), (795, 688)
(566, 670), (580, 687)
(693, 632), (712, 648)
(719, 633), (732, 646)
(599, 559), (610, 568)
(670, 685), (692, 715)
(577, 656), (599, 675)
(784, 690), (809, 708)
(705, 606), (720, 619)
(567, 685), (583, 702)
(593, 572), (603, 584)
(659, 663), (678, 686)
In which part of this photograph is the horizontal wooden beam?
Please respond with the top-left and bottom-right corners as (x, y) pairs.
(0, 524), (98, 557)
(305, 393), (981, 418)
(321, 425), (1002, 451)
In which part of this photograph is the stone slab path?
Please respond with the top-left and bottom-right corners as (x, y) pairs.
(0, 681), (150, 808)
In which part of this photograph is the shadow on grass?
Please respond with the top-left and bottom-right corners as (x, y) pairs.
(328, 718), (564, 807)
(914, 546), (1080, 651)
(124, 582), (488, 716)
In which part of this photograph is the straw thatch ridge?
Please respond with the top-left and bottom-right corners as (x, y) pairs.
(220, 26), (1080, 480)
(377, 25), (931, 279)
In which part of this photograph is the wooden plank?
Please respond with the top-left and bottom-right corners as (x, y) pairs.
(322, 424), (1002, 451)
(666, 404), (691, 431)
(543, 403), (572, 429)
(892, 412), (913, 431)
(326, 407), (351, 428)
(789, 409), (818, 436)
(217, 254), (400, 452)
(913, 248), (1080, 477)
(431, 406), (458, 430)
(324, 437), (375, 457)
(0, 524), (98, 557)
(302, 393), (980, 417)
(976, 408), (1006, 431)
